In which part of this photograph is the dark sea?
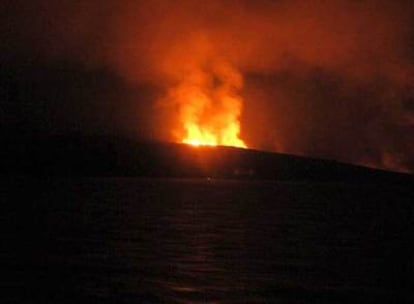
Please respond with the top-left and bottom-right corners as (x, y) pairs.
(2, 177), (414, 303)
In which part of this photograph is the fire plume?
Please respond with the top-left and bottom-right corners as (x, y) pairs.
(168, 59), (247, 148)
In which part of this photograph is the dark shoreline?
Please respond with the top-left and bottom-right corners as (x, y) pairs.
(1, 135), (413, 185)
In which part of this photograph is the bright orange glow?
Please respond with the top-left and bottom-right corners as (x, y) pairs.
(168, 59), (247, 148)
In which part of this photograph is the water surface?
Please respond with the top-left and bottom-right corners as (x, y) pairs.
(2, 178), (414, 303)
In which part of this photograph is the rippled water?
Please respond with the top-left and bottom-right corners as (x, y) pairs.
(2, 178), (414, 303)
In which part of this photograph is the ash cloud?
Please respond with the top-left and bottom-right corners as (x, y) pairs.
(1, 0), (414, 172)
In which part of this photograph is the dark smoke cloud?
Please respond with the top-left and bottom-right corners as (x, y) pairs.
(1, 0), (414, 172)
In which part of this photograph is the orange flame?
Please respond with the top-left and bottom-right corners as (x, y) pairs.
(168, 59), (247, 148)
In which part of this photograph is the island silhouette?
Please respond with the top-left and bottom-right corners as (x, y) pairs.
(2, 134), (412, 184)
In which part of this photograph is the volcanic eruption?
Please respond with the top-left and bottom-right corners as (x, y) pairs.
(2, 0), (414, 172)
(163, 57), (246, 148)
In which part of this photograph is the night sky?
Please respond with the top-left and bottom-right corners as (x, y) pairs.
(1, 0), (414, 172)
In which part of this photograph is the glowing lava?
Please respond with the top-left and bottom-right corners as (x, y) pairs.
(167, 59), (247, 148)
(183, 117), (246, 148)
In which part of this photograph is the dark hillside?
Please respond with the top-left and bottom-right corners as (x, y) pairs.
(1, 135), (413, 184)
